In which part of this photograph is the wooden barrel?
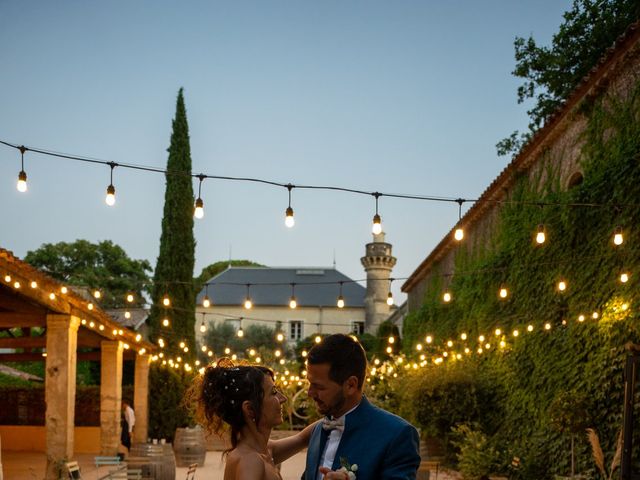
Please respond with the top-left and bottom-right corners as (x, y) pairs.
(174, 427), (207, 467)
(128, 443), (176, 480)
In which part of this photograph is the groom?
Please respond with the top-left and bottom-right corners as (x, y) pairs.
(302, 334), (421, 480)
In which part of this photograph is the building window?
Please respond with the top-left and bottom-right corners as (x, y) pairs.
(352, 321), (365, 335)
(289, 321), (303, 341)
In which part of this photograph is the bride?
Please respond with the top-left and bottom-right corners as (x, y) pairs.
(192, 358), (316, 479)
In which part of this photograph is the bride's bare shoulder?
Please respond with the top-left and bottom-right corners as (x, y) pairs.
(226, 448), (266, 479)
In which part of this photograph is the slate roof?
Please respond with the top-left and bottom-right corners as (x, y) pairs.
(196, 267), (366, 308)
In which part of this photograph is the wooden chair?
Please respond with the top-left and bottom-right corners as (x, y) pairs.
(186, 463), (197, 480)
(65, 461), (82, 479)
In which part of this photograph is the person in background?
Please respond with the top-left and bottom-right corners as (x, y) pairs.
(121, 400), (135, 453)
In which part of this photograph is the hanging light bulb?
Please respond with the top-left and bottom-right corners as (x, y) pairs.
(162, 318), (170, 327)
(126, 293), (134, 303)
(620, 272), (629, 283)
(16, 146), (28, 192)
(613, 226), (623, 246)
(200, 321), (206, 333)
(387, 291), (394, 306)
(244, 284), (252, 309)
(285, 184), (295, 228)
(289, 283), (297, 308)
(202, 295), (211, 308)
(194, 174), (205, 219)
(194, 197), (204, 219)
(453, 199), (465, 241)
(443, 291), (452, 303)
(105, 162), (117, 206)
(237, 326), (244, 338)
(371, 193), (382, 235)
(93, 290), (101, 299)
(162, 295), (170, 307)
(499, 285), (508, 299)
(557, 280), (567, 292)
(535, 224), (546, 244)
(337, 282), (345, 308)
(276, 332), (285, 342)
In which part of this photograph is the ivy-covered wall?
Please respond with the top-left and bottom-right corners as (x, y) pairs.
(401, 34), (640, 480)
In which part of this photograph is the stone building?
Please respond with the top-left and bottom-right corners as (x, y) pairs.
(195, 266), (366, 346)
(402, 23), (640, 312)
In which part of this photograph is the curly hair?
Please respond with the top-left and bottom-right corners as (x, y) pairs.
(189, 358), (273, 453)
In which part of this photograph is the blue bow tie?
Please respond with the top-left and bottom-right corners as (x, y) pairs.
(322, 416), (345, 432)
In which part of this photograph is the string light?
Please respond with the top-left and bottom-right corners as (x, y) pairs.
(126, 293), (134, 303)
(289, 284), (297, 309)
(237, 325), (244, 338)
(93, 290), (101, 299)
(453, 198), (465, 241)
(105, 162), (117, 206)
(276, 332), (285, 342)
(16, 145), (27, 192)
(426, 335), (432, 344)
(315, 335), (322, 343)
(244, 284), (253, 309)
(30, 281), (37, 288)
(194, 174), (205, 219)
(499, 285), (508, 299)
(285, 184), (295, 228)
(337, 282), (345, 308)
(557, 280), (567, 292)
(199, 321), (206, 333)
(202, 295), (211, 308)
(387, 291), (394, 306)
(443, 291), (452, 303)
(535, 224), (546, 244)
(372, 192), (382, 235)
(613, 226), (624, 246)
(162, 295), (170, 307)
(620, 272), (629, 283)
(162, 318), (170, 327)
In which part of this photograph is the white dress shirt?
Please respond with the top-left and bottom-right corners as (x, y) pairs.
(124, 405), (135, 433)
(316, 403), (359, 480)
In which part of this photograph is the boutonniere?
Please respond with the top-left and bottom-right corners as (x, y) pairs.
(339, 457), (358, 479)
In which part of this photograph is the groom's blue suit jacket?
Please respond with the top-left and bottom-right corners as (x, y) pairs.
(302, 396), (420, 480)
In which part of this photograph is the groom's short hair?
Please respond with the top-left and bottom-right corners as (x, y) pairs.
(307, 333), (367, 389)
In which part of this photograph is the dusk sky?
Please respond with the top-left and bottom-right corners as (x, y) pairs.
(0, 1), (572, 302)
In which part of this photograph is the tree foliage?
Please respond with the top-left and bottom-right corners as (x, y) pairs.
(497, 0), (639, 156)
(148, 88), (196, 353)
(24, 239), (151, 308)
(201, 322), (281, 359)
(194, 259), (263, 293)
(405, 81), (640, 477)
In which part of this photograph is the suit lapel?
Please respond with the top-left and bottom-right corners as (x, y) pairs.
(307, 423), (329, 480)
(331, 396), (372, 470)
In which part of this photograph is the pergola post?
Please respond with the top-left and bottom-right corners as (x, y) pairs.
(133, 353), (151, 444)
(100, 340), (123, 455)
(44, 314), (80, 480)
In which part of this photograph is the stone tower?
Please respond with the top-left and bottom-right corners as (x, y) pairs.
(361, 231), (397, 334)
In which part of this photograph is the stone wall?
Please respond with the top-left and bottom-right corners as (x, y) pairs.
(405, 27), (640, 310)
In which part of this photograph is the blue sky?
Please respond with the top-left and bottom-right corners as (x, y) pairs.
(0, 1), (572, 302)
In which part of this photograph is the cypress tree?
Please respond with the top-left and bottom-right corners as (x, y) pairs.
(149, 88), (196, 356)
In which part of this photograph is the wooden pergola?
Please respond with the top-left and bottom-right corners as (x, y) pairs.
(0, 248), (156, 479)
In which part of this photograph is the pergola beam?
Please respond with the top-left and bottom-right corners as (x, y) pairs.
(0, 312), (45, 327)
